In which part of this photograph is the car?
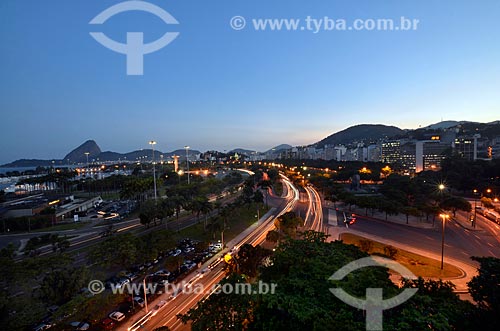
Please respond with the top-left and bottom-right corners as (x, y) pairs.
(115, 277), (130, 288)
(151, 300), (167, 316)
(69, 321), (90, 330)
(109, 311), (125, 322)
(125, 272), (139, 282)
(172, 249), (182, 257)
(33, 323), (52, 331)
(154, 269), (171, 277)
(47, 305), (59, 314)
(344, 213), (356, 225)
(100, 318), (115, 330)
(134, 296), (145, 308)
(183, 246), (195, 253)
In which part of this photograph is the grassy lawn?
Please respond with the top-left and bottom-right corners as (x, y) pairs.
(32, 222), (89, 232)
(340, 233), (463, 278)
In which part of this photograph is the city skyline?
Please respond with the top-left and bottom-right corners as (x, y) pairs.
(1, 119), (498, 166)
(1, 0), (500, 164)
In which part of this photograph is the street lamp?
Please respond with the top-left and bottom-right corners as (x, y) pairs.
(472, 189), (480, 228)
(439, 213), (450, 270)
(143, 275), (151, 312)
(177, 169), (184, 184)
(149, 141), (157, 200)
(184, 146), (190, 185)
(84, 152), (90, 176)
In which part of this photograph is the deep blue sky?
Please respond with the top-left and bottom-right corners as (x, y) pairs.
(1, 0), (499, 164)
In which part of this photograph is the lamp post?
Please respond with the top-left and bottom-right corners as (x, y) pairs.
(184, 146), (190, 185)
(439, 213), (450, 270)
(473, 189), (480, 228)
(143, 275), (151, 312)
(84, 152), (90, 176)
(149, 141), (157, 200)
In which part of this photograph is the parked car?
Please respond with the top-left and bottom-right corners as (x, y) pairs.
(69, 321), (90, 330)
(115, 277), (130, 288)
(125, 272), (139, 282)
(100, 318), (115, 330)
(33, 323), (52, 331)
(183, 247), (195, 253)
(109, 311), (125, 322)
(134, 296), (145, 308)
(154, 269), (171, 277)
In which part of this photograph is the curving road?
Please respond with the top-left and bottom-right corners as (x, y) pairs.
(114, 175), (300, 331)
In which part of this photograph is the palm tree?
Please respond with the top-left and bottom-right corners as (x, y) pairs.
(170, 194), (186, 219)
(206, 217), (222, 239)
(199, 199), (213, 229)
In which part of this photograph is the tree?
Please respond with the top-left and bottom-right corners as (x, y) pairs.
(468, 256), (500, 327)
(401, 206), (420, 224)
(179, 232), (477, 331)
(37, 266), (90, 305)
(160, 198), (176, 228)
(206, 217), (222, 240)
(274, 211), (302, 238)
(165, 255), (184, 274)
(139, 199), (157, 227)
(236, 244), (271, 279)
(253, 189), (264, 205)
(388, 278), (475, 331)
(170, 194), (186, 219)
(265, 230), (280, 243)
(258, 180), (272, 207)
(440, 196), (472, 217)
(88, 233), (138, 268)
(377, 198), (402, 221)
(199, 197), (213, 229)
(178, 274), (254, 331)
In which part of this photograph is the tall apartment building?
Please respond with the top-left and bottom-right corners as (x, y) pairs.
(452, 134), (479, 161)
(381, 141), (401, 164)
(416, 140), (450, 172)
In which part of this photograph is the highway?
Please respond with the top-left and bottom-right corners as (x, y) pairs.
(115, 174), (300, 331)
(119, 182), (500, 331)
(303, 184), (325, 233)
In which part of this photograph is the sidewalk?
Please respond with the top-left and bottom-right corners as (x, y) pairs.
(333, 202), (435, 229)
(326, 226), (477, 293)
(452, 210), (483, 231)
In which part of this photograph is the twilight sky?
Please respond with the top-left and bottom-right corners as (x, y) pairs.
(1, 0), (499, 164)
